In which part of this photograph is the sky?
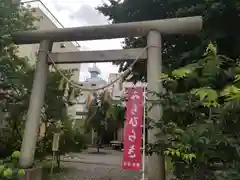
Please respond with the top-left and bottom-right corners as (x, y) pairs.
(23, 0), (123, 81)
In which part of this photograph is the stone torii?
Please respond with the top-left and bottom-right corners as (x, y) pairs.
(12, 16), (203, 180)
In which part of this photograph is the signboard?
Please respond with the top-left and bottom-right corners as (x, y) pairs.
(122, 87), (143, 171)
(52, 133), (60, 151)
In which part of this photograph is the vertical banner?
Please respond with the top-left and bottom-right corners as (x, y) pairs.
(122, 87), (143, 171)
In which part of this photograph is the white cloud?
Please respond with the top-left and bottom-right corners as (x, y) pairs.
(69, 4), (107, 25)
(27, 0), (123, 81)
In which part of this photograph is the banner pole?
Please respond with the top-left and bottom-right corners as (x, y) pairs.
(142, 84), (146, 180)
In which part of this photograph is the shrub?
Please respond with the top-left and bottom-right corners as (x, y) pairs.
(59, 129), (87, 153)
(35, 124), (87, 159)
(0, 151), (25, 180)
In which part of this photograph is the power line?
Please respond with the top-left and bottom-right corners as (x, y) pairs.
(21, 0), (116, 50)
(22, 0), (82, 48)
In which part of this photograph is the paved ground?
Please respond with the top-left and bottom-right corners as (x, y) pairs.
(49, 162), (141, 180)
(47, 148), (142, 180)
(62, 149), (123, 165)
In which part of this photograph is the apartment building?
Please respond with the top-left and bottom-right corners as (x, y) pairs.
(108, 73), (145, 100)
(16, 7), (82, 120)
(17, 7), (81, 82)
(70, 64), (107, 143)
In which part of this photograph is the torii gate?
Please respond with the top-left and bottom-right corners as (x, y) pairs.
(12, 16), (202, 180)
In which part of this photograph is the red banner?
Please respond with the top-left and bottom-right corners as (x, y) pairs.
(122, 87), (143, 171)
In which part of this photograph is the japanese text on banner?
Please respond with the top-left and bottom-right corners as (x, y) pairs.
(122, 87), (143, 171)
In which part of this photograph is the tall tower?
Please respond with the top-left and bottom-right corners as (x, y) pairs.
(88, 63), (101, 78)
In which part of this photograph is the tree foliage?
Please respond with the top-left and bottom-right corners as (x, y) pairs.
(98, 1), (240, 179)
(0, 151), (26, 180)
(0, 0), (85, 158)
(153, 43), (240, 180)
(0, 1), (38, 157)
(84, 91), (125, 149)
(98, 0), (240, 81)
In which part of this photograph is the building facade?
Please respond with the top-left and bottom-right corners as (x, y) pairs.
(108, 73), (145, 101)
(17, 7), (81, 82)
(16, 7), (81, 119)
(15, 7), (83, 137)
(71, 64), (107, 143)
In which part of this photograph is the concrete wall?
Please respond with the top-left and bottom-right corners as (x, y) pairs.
(108, 73), (122, 100)
(108, 73), (146, 101)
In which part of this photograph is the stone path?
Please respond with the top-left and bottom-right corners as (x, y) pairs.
(47, 148), (142, 180)
(49, 162), (141, 180)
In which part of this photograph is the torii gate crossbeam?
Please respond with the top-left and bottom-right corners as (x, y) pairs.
(12, 16), (203, 180)
(13, 16), (202, 44)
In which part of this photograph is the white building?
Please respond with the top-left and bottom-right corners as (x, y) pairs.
(17, 7), (81, 81)
(108, 73), (145, 101)
(73, 63), (107, 119)
(71, 64), (107, 143)
(16, 7), (81, 119)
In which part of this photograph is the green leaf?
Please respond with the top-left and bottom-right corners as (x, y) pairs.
(172, 63), (198, 79)
(191, 87), (218, 104)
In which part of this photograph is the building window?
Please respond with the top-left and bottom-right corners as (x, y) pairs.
(60, 43), (66, 48)
(91, 84), (96, 87)
(76, 111), (86, 116)
(79, 84), (83, 86)
(77, 107), (83, 112)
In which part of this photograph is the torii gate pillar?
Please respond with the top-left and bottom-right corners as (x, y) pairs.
(19, 40), (53, 168)
(147, 31), (165, 180)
